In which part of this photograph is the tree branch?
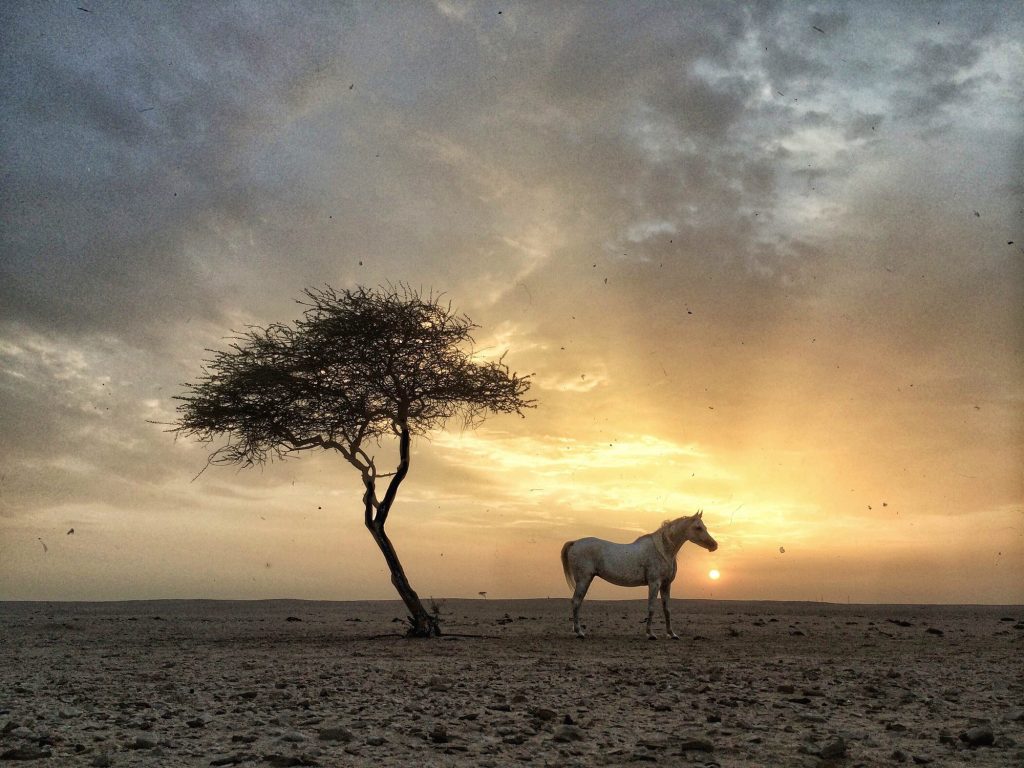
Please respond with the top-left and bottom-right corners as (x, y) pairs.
(363, 476), (376, 529)
(377, 422), (411, 527)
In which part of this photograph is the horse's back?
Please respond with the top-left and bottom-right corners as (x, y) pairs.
(567, 536), (652, 587)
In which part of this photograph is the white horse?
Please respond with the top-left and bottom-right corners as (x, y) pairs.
(560, 511), (718, 639)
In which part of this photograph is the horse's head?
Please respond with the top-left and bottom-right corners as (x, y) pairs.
(685, 510), (718, 552)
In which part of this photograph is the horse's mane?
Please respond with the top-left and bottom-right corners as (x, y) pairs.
(651, 515), (695, 564)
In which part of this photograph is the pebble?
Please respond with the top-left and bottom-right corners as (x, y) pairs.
(209, 755), (253, 766)
(553, 724), (585, 742)
(960, 725), (994, 747)
(678, 737), (714, 752)
(0, 745), (53, 760)
(317, 725), (352, 742)
(529, 707), (557, 721)
(263, 755), (318, 767)
(819, 736), (847, 759)
(429, 724), (449, 743)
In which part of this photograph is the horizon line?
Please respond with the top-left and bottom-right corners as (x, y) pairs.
(2, 596), (1021, 608)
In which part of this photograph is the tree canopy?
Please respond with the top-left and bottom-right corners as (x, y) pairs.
(175, 284), (531, 474)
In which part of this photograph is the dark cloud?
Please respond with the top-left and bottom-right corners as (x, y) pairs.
(897, 39), (987, 121)
(0, 2), (352, 339)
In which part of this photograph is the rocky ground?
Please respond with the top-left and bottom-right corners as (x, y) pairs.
(1, 599), (1022, 767)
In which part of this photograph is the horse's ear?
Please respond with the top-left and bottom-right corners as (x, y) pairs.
(697, 509), (703, 518)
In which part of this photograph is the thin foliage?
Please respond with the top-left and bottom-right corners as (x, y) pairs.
(173, 284), (534, 478)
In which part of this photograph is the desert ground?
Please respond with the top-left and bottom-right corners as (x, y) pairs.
(1, 599), (1022, 767)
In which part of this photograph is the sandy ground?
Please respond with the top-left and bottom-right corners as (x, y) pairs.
(1, 599), (1022, 767)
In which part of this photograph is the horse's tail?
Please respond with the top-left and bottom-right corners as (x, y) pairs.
(560, 540), (576, 590)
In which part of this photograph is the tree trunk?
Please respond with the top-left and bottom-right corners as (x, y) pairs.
(362, 423), (440, 637)
(366, 520), (440, 637)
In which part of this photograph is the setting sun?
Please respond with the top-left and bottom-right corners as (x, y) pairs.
(709, 569), (721, 581)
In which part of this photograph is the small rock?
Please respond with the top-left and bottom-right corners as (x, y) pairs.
(0, 745), (52, 761)
(429, 724), (448, 743)
(891, 749), (908, 762)
(553, 724), (585, 742)
(231, 734), (258, 744)
(7, 726), (33, 739)
(925, 627), (943, 636)
(365, 736), (385, 746)
(130, 736), (157, 750)
(777, 684), (796, 694)
(959, 725), (994, 748)
(677, 737), (714, 752)
(285, 616), (302, 622)
(263, 756), (319, 767)
(528, 708), (557, 722)
(210, 755), (251, 766)
(911, 756), (933, 765)
(819, 736), (847, 759)
(90, 755), (112, 768)
(317, 726), (352, 742)
(186, 718), (206, 728)
(427, 677), (450, 693)
(280, 731), (305, 743)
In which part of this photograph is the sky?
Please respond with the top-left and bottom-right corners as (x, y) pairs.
(1, 1), (1022, 605)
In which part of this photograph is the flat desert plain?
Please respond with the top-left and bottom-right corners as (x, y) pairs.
(1, 599), (1022, 767)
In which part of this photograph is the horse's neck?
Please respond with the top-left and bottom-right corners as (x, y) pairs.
(663, 522), (690, 556)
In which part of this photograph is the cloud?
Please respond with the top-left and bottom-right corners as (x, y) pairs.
(0, 2), (352, 339)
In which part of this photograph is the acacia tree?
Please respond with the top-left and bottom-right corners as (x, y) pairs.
(173, 285), (533, 636)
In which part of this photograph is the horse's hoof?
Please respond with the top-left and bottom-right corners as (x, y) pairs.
(670, 633), (680, 640)
(647, 634), (657, 641)
(575, 633), (585, 640)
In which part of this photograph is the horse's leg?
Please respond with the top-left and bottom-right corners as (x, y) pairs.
(661, 580), (679, 640)
(571, 575), (594, 638)
(646, 581), (659, 639)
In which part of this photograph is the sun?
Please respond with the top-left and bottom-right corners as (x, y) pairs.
(708, 569), (721, 580)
